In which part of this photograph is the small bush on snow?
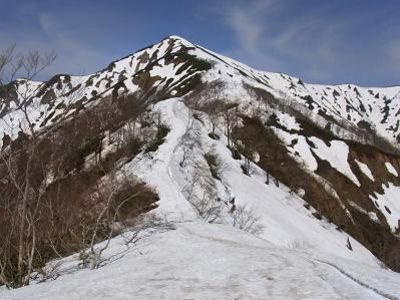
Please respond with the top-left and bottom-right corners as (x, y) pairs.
(240, 163), (250, 176)
(145, 124), (170, 153)
(231, 205), (264, 235)
(228, 145), (241, 160)
(204, 151), (225, 180)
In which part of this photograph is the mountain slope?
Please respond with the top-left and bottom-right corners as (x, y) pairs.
(2, 36), (400, 149)
(1, 36), (400, 296)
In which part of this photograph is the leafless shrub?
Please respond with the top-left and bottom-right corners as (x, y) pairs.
(183, 161), (222, 223)
(191, 193), (222, 223)
(0, 43), (158, 287)
(287, 239), (314, 251)
(33, 261), (63, 283)
(80, 212), (173, 270)
(231, 205), (264, 235)
(179, 118), (200, 168)
(76, 171), (158, 270)
(0, 45), (56, 287)
(204, 150), (229, 180)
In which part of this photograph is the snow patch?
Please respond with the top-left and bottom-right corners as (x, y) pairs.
(370, 183), (400, 232)
(309, 138), (360, 186)
(355, 160), (374, 181)
(272, 129), (318, 171)
(385, 162), (398, 177)
(275, 111), (301, 131)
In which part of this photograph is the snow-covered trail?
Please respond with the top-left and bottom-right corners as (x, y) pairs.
(124, 98), (198, 221)
(314, 260), (397, 300)
(2, 223), (399, 300)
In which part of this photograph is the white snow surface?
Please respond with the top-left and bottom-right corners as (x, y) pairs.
(385, 162), (399, 177)
(2, 223), (400, 300)
(123, 99), (374, 263)
(123, 99), (198, 221)
(370, 183), (400, 232)
(355, 159), (375, 181)
(275, 111), (301, 131)
(309, 137), (360, 186)
(273, 129), (318, 171)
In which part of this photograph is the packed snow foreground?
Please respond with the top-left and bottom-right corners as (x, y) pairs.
(2, 223), (399, 300)
(2, 98), (400, 300)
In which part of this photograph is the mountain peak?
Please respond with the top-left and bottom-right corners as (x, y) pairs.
(166, 34), (190, 42)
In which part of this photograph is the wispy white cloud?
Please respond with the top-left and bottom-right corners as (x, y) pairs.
(387, 40), (400, 66)
(221, 1), (341, 75)
(226, 0), (270, 55)
(219, 0), (400, 85)
(1, 1), (398, 86)
(222, 0), (281, 69)
(37, 12), (112, 76)
(1, 3), (142, 80)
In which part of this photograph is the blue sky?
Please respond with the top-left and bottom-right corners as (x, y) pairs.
(1, 0), (399, 86)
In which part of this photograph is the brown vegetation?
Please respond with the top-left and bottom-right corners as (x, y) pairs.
(0, 46), (159, 286)
(232, 115), (400, 272)
(0, 93), (159, 286)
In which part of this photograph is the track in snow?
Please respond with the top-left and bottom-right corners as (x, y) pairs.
(315, 260), (398, 300)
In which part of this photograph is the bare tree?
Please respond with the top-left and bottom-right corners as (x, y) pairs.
(183, 161), (221, 223)
(78, 171), (156, 270)
(0, 45), (56, 286)
(0, 45), (161, 287)
(223, 105), (239, 148)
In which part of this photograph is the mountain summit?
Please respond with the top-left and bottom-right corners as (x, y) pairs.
(1, 36), (400, 298)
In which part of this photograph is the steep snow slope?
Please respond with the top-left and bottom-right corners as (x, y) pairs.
(121, 99), (377, 263)
(124, 99), (199, 221)
(2, 223), (400, 300)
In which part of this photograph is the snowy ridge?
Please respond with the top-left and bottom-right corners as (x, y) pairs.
(2, 35), (400, 150)
(123, 99), (199, 221)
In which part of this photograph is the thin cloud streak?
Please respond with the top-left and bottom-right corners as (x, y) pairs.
(0, 0), (398, 86)
(219, 0), (400, 86)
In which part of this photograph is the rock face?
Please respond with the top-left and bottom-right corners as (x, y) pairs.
(1, 35), (400, 276)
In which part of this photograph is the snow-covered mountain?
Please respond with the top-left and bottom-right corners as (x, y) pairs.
(1, 36), (400, 298)
(2, 36), (400, 148)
